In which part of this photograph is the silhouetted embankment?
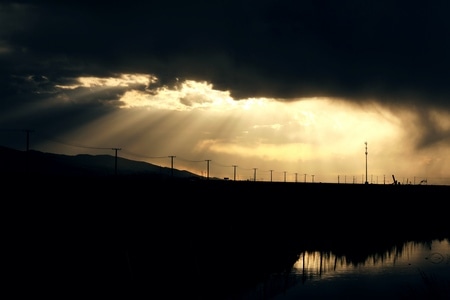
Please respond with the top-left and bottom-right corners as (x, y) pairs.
(4, 175), (449, 298)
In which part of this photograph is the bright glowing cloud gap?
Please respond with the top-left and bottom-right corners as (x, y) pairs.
(32, 74), (448, 184)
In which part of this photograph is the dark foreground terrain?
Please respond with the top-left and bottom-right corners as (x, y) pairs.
(4, 176), (449, 298)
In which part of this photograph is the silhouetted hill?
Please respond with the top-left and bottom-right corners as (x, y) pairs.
(2, 145), (448, 299)
(0, 145), (201, 179)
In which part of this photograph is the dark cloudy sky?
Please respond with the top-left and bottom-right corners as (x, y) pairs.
(1, 1), (449, 183)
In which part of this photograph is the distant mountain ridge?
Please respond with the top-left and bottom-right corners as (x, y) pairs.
(0, 145), (201, 179)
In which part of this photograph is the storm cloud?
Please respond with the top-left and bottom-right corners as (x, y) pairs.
(1, 0), (450, 151)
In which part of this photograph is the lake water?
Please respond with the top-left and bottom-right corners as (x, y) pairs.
(232, 239), (450, 300)
(4, 181), (449, 299)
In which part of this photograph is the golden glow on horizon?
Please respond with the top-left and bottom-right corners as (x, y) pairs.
(28, 74), (449, 184)
(195, 140), (325, 161)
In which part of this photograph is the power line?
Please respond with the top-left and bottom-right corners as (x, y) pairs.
(177, 156), (204, 163)
(33, 131), (113, 150)
(121, 149), (167, 159)
(3, 129), (448, 185)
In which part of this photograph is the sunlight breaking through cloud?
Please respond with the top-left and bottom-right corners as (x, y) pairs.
(9, 73), (448, 185)
(56, 74), (156, 89)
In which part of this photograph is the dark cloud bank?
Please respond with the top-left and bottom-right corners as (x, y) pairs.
(1, 1), (450, 147)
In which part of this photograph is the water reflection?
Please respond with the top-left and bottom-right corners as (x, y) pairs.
(235, 239), (450, 300)
(5, 181), (450, 299)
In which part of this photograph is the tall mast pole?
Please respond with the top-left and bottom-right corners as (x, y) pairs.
(365, 141), (368, 184)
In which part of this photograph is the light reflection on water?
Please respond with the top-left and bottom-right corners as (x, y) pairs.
(239, 239), (450, 300)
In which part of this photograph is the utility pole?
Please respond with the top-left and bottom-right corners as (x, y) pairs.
(24, 129), (34, 151)
(112, 148), (121, 176)
(365, 141), (368, 184)
(23, 129), (34, 175)
(168, 155), (176, 178)
(284, 171), (287, 182)
(295, 173), (298, 183)
(304, 173), (307, 183)
(270, 170), (273, 182)
(253, 168), (257, 182)
(232, 165), (237, 181)
(205, 159), (211, 179)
